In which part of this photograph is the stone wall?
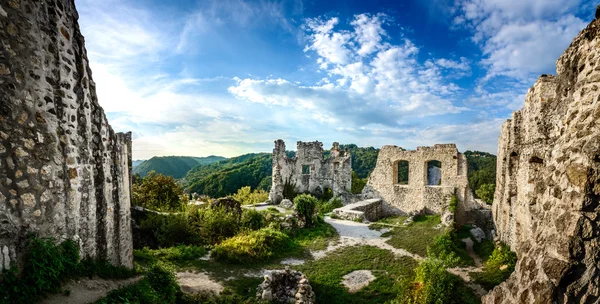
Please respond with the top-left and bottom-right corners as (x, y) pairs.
(269, 140), (351, 204)
(362, 144), (488, 225)
(0, 0), (133, 269)
(484, 13), (600, 304)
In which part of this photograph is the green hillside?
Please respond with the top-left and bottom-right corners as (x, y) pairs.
(464, 150), (497, 201)
(184, 145), (381, 198)
(133, 155), (226, 179)
(185, 153), (273, 198)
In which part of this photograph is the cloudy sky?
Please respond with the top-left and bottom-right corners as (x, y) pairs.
(75, 0), (595, 160)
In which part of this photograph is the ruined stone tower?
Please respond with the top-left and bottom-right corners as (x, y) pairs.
(484, 10), (600, 304)
(269, 140), (351, 204)
(0, 0), (133, 269)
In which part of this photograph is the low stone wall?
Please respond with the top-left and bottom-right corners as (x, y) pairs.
(333, 198), (382, 222)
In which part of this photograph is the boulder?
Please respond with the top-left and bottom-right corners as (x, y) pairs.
(470, 227), (485, 243)
(280, 199), (294, 209)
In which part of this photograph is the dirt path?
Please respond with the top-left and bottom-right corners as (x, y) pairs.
(462, 237), (483, 267)
(176, 271), (224, 295)
(41, 276), (142, 304)
(311, 217), (422, 260)
(319, 216), (488, 297)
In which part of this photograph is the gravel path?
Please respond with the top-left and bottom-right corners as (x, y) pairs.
(311, 217), (422, 260)
(41, 276), (142, 304)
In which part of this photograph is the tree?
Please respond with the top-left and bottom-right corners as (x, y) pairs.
(132, 171), (184, 211)
(475, 184), (495, 205)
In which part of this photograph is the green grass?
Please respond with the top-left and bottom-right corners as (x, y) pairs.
(291, 219), (339, 251)
(470, 243), (517, 290)
(473, 239), (495, 263)
(376, 215), (445, 257)
(134, 245), (207, 267)
(296, 245), (417, 304)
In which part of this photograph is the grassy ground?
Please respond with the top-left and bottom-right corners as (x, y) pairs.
(371, 215), (444, 257)
(296, 245), (417, 304)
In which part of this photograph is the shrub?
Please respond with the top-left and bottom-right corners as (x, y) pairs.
(95, 263), (178, 304)
(448, 194), (458, 213)
(132, 171), (184, 211)
(233, 186), (269, 205)
(140, 213), (201, 248)
(427, 230), (473, 267)
(283, 177), (298, 200)
(134, 245), (207, 265)
(190, 205), (241, 245)
(241, 208), (266, 231)
(0, 236), (136, 303)
(471, 243), (517, 289)
(394, 258), (479, 304)
(294, 194), (318, 227)
(476, 184), (495, 205)
(211, 228), (291, 263)
(317, 197), (343, 215)
(351, 171), (367, 194)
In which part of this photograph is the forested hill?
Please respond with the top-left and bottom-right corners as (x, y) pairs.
(184, 153), (273, 198)
(464, 150), (497, 202)
(133, 155), (226, 179)
(184, 145), (381, 198)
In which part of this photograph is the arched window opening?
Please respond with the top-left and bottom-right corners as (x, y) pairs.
(427, 160), (442, 185)
(396, 160), (409, 185)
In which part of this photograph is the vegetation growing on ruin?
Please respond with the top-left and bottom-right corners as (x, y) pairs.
(294, 194), (318, 227)
(427, 230), (474, 267)
(351, 170), (367, 193)
(393, 258), (480, 304)
(0, 236), (137, 303)
(470, 243), (517, 290)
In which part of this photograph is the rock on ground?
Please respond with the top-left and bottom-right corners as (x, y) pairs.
(342, 270), (376, 293)
(176, 271), (224, 295)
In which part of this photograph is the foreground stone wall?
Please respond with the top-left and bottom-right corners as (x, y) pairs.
(484, 14), (600, 304)
(362, 144), (488, 225)
(0, 0), (133, 269)
(269, 140), (351, 204)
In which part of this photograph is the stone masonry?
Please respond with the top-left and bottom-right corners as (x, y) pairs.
(362, 144), (489, 226)
(269, 140), (351, 204)
(483, 10), (600, 304)
(0, 0), (133, 269)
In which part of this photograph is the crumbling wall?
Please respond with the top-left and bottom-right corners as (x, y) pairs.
(269, 140), (351, 204)
(0, 0), (133, 269)
(362, 144), (488, 225)
(484, 12), (600, 304)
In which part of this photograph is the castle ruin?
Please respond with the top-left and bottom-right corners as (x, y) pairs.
(269, 140), (352, 204)
(362, 144), (489, 226)
(0, 0), (133, 269)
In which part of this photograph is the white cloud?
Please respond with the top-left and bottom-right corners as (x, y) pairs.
(303, 17), (352, 65)
(351, 13), (388, 56)
(453, 0), (587, 81)
(230, 14), (469, 130)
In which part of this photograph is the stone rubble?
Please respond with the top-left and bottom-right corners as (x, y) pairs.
(256, 268), (316, 304)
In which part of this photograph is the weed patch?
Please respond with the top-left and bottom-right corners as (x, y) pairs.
(297, 245), (417, 304)
(381, 215), (444, 257)
(470, 243), (517, 290)
(211, 228), (293, 263)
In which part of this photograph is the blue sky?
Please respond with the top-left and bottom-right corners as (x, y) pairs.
(75, 0), (595, 159)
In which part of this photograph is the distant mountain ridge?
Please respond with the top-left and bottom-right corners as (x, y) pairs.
(133, 155), (226, 179)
